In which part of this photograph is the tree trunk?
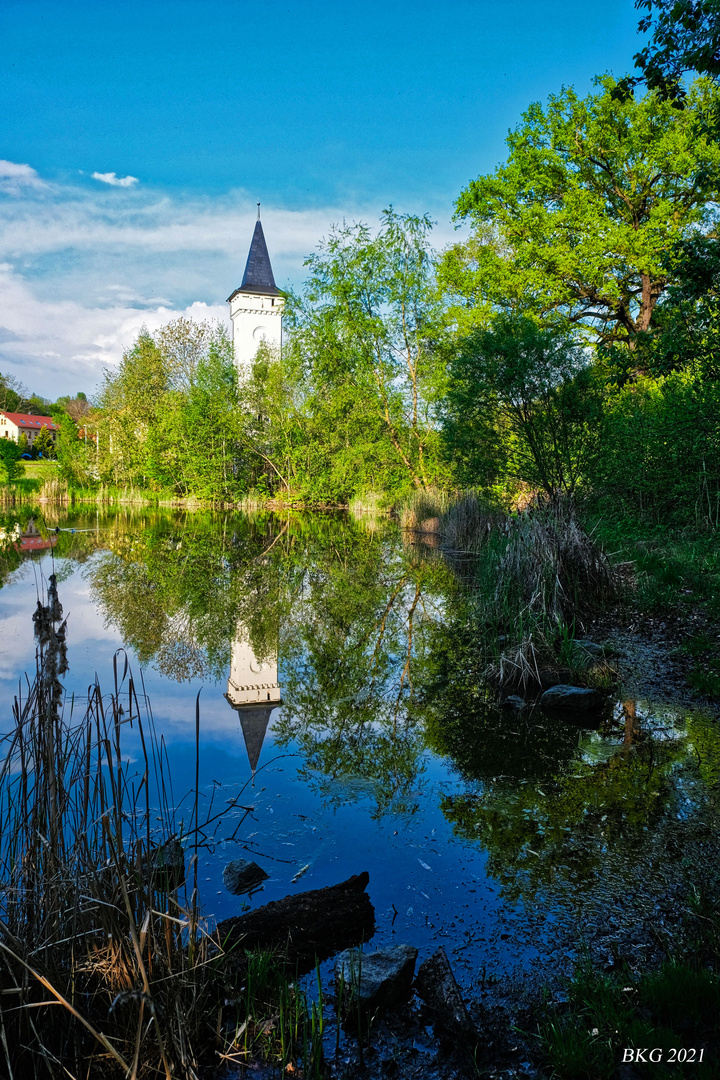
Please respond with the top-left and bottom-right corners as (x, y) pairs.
(217, 871), (375, 977)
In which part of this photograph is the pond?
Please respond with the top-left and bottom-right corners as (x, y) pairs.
(1, 507), (718, 997)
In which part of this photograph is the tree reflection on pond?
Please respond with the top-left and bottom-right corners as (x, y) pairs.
(9, 506), (717, 906)
(432, 697), (720, 902)
(83, 511), (455, 812)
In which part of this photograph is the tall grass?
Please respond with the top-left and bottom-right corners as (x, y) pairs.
(348, 491), (390, 517)
(0, 575), (324, 1077)
(439, 492), (500, 553)
(467, 497), (620, 690)
(38, 476), (70, 503)
(397, 488), (450, 531)
(494, 497), (618, 627)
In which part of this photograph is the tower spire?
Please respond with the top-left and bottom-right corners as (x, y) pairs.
(227, 209), (284, 374)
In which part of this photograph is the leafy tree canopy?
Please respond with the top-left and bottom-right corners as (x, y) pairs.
(96, 319), (243, 497)
(33, 425), (55, 458)
(0, 439), (24, 482)
(442, 77), (720, 355)
(629, 232), (720, 379)
(443, 315), (602, 495)
(0, 372), (28, 414)
(632, 0), (720, 100)
(287, 209), (449, 492)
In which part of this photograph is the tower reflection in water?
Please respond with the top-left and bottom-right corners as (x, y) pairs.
(224, 629), (282, 778)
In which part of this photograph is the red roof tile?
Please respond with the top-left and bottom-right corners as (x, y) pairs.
(0, 412), (59, 431)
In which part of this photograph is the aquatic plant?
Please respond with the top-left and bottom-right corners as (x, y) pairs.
(494, 497), (618, 626)
(438, 491), (500, 553)
(472, 497), (620, 689)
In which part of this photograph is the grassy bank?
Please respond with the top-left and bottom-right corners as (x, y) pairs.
(538, 914), (720, 1080)
(0, 476), (363, 511)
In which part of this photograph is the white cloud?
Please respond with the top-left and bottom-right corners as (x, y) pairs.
(0, 262), (230, 397)
(0, 160), (47, 195)
(0, 163), (463, 398)
(91, 171), (139, 188)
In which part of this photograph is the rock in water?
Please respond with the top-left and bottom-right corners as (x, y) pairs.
(500, 695), (525, 711)
(541, 684), (603, 711)
(150, 839), (185, 890)
(222, 858), (269, 895)
(335, 944), (418, 1022)
(415, 946), (477, 1045)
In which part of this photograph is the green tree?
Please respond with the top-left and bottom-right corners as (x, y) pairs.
(632, 0), (720, 99)
(442, 78), (720, 359)
(24, 394), (51, 416)
(629, 232), (720, 379)
(287, 209), (449, 494)
(56, 414), (97, 486)
(590, 370), (720, 522)
(175, 325), (244, 498)
(0, 440), (24, 482)
(98, 319), (245, 498)
(33, 426), (55, 458)
(444, 315), (602, 495)
(98, 328), (166, 486)
(0, 372), (27, 413)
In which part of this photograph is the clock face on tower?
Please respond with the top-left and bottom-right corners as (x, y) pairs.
(253, 325), (269, 342)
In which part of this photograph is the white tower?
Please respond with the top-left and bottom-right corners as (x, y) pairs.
(227, 205), (284, 379)
(225, 627), (282, 775)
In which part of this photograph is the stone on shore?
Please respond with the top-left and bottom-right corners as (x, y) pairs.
(335, 944), (418, 1021)
(573, 639), (605, 658)
(415, 946), (477, 1045)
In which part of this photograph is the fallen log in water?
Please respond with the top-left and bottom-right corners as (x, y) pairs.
(217, 871), (375, 976)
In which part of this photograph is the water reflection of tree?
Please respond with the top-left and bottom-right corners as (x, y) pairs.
(87, 511), (287, 681)
(85, 511), (458, 814)
(20, 507), (720, 892)
(432, 695), (720, 902)
(273, 528), (454, 816)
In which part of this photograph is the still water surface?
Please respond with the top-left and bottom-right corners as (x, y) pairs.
(1, 508), (717, 992)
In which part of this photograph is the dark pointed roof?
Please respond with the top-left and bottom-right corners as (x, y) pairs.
(228, 215), (281, 301)
(235, 704), (275, 773)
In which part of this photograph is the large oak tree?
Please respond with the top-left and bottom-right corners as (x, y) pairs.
(441, 77), (720, 354)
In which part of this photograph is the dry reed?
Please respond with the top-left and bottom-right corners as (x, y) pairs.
(398, 488), (450, 530)
(472, 497), (620, 691)
(439, 493), (500, 553)
(0, 575), (307, 1078)
(494, 497), (618, 626)
(38, 477), (70, 504)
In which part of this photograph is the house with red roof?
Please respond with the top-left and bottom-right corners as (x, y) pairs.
(0, 411), (59, 449)
(16, 518), (57, 552)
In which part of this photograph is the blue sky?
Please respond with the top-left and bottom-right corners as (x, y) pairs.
(0, 0), (642, 395)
